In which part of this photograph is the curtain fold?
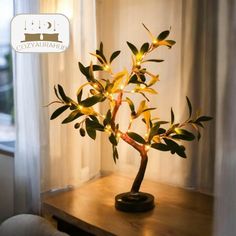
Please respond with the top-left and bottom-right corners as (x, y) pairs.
(40, 0), (100, 192)
(14, 0), (42, 214)
(14, 0), (98, 213)
(214, 0), (236, 235)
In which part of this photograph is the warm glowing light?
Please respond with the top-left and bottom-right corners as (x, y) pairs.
(152, 39), (158, 45)
(130, 118), (133, 123)
(78, 105), (83, 110)
(140, 84), (146, 89)
(105, 92), (110, 96)
(105, 125), (112, 134)
(145, 145), (151, 151)
(127, 129), (131, 133)
(106, 124), (111, 130)
(145, 133), (149, 138)
(103, 65), (110, 71)
(93, 84), (98, 89)
(131, 90), (135, 93)
(117, 132), (121, 138)
(136, 52), (143, 61)
(136, 61), (141, 66)
(120, 85), (124, 90)
(102, 115), (105, 118)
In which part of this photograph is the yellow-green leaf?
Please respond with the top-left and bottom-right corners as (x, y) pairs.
(148, 75), (159, 87)
(136, 100), (146, 117)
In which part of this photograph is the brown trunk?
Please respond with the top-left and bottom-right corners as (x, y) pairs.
(130, 152), (148, 193)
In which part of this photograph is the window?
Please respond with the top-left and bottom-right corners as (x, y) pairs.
(0, 0), (14, 154)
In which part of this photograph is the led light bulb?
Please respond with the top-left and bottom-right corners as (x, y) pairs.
(145, 145), (151, 151)
(103, 65), (110, 71)
(120, 85), (124, 90)
(152, 39), (158, 45)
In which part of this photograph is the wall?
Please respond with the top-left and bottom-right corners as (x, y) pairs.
(0, 154), (14, 223)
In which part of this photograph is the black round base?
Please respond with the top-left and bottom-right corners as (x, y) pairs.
(115, 192), (155, 212)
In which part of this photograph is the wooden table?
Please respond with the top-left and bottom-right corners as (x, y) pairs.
(42, 174), (213, 236)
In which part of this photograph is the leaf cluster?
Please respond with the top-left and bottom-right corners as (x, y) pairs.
(49, 24), (213, 162)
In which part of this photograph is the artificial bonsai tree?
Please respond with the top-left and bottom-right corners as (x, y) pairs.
(50, 24), (212, 212)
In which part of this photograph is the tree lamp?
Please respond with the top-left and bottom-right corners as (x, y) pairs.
(50, 24), (212, 212)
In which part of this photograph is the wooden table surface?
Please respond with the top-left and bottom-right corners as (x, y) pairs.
(42, 174), (213, 236)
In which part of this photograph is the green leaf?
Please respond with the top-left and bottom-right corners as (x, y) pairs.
(163, 138), (179, 153)
(89, 115), (99, 123)
(86, 118), (104, 131)
(157, 128), (166, 134)
(173, 128), (195, 141)
(92, 65), (104, 71)
(110, 50), (121, 63)
(88, 62), (96, 82)
(57, 84), (69, 103)
(103, 109), (112, 126)
(79, 128), (86, 137)
(157, 30), (170, 41)
(126, 97), (135, 114)
(78, 62), (89, 78)
(172, 134), (193, 141)
(196, 122), (204, 128)
(95, 50), (104, 64)
(139, 92), (150, 102)
(163, 138), (187, 158)
(98, 42), (107, 63)
(140, 42), (149, 54)
(151, 143), (170, 151)
(80, 95), (104, 107)
(62, 110), (83, 124)
(50, 105), (70, 120)
(165, 40), (176, 47)
(85, 118), (96, 140)
(127, 132), (146, 144)
(99, 42), (103, 52)
(129, 74), (142, 84)
(112, 145), (119, 163)
(149, 123), (160, 141)
(54, 86), (61, 101)
(74, 123), (80, 129)
(171, 107), (174, 124)
(142, 107), (156, 113)
(155, 121), (169, 125)
(186, 96), (192, 119)
(109, 133), (118, 146)
(176, 145), (187, 158)
(197, 131), (201, 141)
(86, 127), (96, 139)
(77, 89), (83, 103)
(195, 116), (213, 123)
(144, 59), (164, 63)
(126, 41), (138, 55)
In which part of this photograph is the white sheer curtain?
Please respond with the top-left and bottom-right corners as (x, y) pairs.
(14, 0), (42, 213)
(214, 0), (236, 235)
(97, 0), (216, 194)
(40, 0), (100, 192)
(14, 0), (99, 213)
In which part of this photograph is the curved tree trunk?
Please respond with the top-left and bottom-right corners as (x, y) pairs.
(130, 152), (148, 193)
